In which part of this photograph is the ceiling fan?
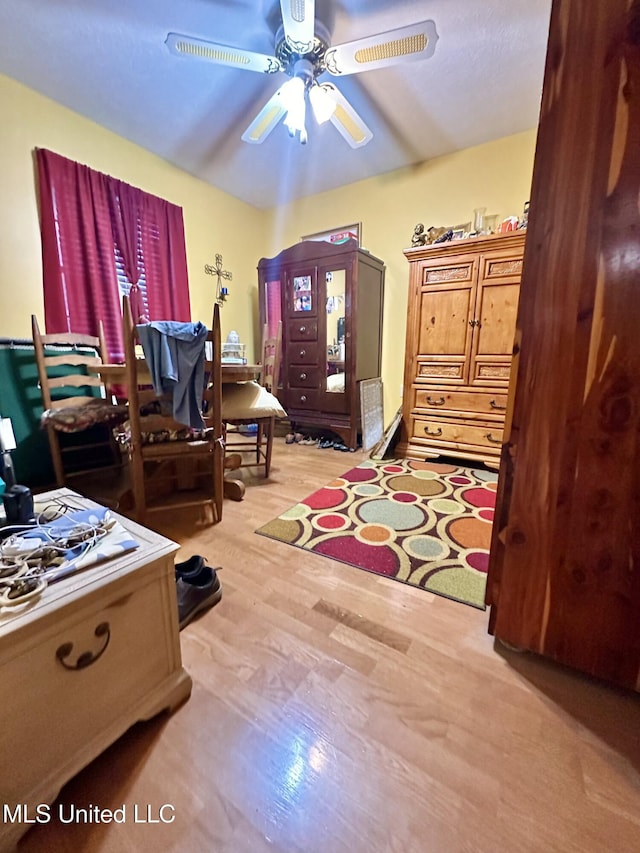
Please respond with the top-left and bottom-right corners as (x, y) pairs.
(165, 0), (438, 148)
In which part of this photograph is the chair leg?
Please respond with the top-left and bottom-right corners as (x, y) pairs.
(213, 441), (224, 523)
(264, 416), (275, 477)
(256, 422), (263, 465)
(47, 428), (66, 487)
(129, 450), (147, 524)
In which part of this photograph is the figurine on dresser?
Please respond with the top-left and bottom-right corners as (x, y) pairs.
(411, 223), (453, 247)
(411, 223), (428, 246)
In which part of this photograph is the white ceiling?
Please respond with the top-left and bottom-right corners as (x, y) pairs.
(0, 0), (552, 210)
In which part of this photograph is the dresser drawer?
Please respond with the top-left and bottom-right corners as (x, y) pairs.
(414, 388), (508, 417)
(287, 319), (318, 342)
(288, 389), (318, 410)
(415, 359), (465, 384)
(0, 570), (175, 802)
(411, 417), (503, 451)
(288, 341), (320, 364)
(288, 365), (320, 388)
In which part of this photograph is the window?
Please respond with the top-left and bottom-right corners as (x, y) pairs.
(36, 148), (191, 361)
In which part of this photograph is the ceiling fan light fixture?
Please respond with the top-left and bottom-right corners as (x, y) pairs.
(309, 84), (336, 124)
(282, 76), (307, 139)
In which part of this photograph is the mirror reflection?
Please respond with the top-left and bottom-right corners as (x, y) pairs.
(325, 269), (345, 393)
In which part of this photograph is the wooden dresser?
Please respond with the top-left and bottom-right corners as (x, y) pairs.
(258, 239), (385, 449)
(0, 490), (191, 850)
(397, 231), (525, 467)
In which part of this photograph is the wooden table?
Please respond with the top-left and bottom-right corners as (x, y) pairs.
(221, 363), (260, 382)
(94, 362), (260, 383)
(0, 489), (191, 851)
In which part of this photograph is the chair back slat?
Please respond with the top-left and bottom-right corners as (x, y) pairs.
(46, 374), (104, 391)
(43, 353), (103, 368)
(38, 331), (102, 348)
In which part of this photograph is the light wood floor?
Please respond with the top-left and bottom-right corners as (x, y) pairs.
(20, 439), (640, 852)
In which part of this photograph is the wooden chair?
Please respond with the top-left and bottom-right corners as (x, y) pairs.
(116, 294), (224, 525)
(31, 315), (126, 487)
(222, 321), (285, 477)
(258, 321), (282, 394)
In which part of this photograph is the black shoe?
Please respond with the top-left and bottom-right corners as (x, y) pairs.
(176, 566), (222, 629)
(174, 555), (205, 578)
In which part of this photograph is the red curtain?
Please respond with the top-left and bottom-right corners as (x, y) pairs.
(36, 149), (191, 361)
(139, 190), (191, 324)
(109, 179), (145, 324)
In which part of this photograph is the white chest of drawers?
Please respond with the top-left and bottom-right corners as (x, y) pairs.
(0, 490), (192, 851)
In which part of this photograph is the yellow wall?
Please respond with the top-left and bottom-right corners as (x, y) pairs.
(263, 129), (538, 421)
(1, 70), (537, 427)
(0, 73), (264, 352)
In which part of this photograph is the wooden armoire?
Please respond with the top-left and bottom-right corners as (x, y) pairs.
(397, 232), (525, 467)
(487, 0), (640, 690)
(257, 239), (385, 449)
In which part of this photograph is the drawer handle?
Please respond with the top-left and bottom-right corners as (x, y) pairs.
(56, 622), (111, 670)
(299, 325), (306, 333)
(426, 396), (445, 406)
(300, 372), (307, 380)
(423, 426), (442, 437)
(486, 433), (502, 444)
(299, 349), (306, 357)
(300, 395), (307, 402)
(490, 399), (507, 410)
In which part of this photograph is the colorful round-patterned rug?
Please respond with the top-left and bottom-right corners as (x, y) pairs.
(256, 458), (498, 609)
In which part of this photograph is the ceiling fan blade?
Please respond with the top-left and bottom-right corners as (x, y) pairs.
(166, 33), (281, 74)
(324, 20), (438, 76)
(322, 84), (372, 149)
(280, 0), (316, 54)
(241, 85), (289, 144)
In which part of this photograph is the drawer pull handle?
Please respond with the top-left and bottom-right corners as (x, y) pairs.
(300, 372), (307, 380)
(424, 426), (442, 437)
(299, 325), (306, 333)
(300, 395), (307, 403)
(299, 349), (306, 357)
(426, 396), (445, 406)
(486, 433), (502, 444)
(56, 622), (111, 670)
(490, 399), (507, 410)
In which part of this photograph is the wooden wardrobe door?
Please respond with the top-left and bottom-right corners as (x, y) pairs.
(469, 248), (522, 387)
(415, 256), (477, 385)
(487, 0), (640, 689)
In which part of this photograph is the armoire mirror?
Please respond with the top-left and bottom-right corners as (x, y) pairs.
(325, 269), (346, 393)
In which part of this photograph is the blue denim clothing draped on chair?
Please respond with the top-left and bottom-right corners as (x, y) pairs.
(136, 321), (208, 429)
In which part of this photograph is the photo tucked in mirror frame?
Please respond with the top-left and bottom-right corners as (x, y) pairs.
(293, 275), (312, 312)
